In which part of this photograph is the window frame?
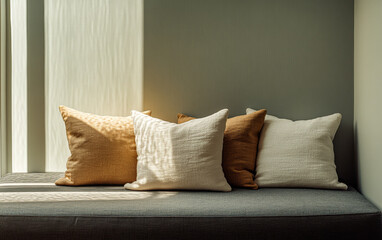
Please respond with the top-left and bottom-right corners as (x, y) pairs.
(0, 0), (11, 177)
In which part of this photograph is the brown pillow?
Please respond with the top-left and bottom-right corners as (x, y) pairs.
(177, 109), (266, 189)
(55, 106), (151, 186)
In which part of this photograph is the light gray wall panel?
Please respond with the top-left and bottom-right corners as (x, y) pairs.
(144, 0), (355, 185)
(355, 0), (382, 209)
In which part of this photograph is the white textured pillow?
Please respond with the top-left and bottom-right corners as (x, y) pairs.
(124, 109), (231, 192)
(246, 108), (347, 190)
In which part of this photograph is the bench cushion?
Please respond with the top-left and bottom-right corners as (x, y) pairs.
(0, 173), (380, 239)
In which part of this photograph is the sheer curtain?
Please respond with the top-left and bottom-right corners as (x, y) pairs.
(10, 0), (27, 172)
(45, 0), (143, 171)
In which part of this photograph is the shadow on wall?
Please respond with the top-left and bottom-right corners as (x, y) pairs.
(143, 0), (355, 187)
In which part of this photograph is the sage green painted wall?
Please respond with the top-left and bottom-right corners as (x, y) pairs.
(354, 0), (382, 210)
(144, 0), (355, 186)
(27, 0), (45, 172)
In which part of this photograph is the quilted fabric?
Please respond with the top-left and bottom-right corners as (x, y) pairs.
(125, 109), (231, 191)
(247, 108), (347, 190)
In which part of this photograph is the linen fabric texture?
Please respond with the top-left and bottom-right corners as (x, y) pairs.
(246, 108), (347, 190)
(55, 106), (151, 186)
(125, 109), (231, 191)
(177, 110), (267, 189)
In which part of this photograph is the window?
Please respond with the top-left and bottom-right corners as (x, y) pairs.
(1, 0), (143, 174)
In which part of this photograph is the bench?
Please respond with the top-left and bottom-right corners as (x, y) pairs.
(0, 173), (380, 239)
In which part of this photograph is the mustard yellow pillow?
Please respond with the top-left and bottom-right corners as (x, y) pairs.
(55, 106), (151, 186)
(178, 109), (266, 189)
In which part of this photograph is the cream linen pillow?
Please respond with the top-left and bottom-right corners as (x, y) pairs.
(177, 110), (267, 189)
(247, 108), (347, 190)
(124, 109), (231, 192)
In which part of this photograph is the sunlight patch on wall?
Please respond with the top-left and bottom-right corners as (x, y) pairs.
(45, 0), (143, 171)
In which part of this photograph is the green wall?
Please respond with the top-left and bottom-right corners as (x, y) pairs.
(144, 0), (355, 186)
(355, 0), (382, 209)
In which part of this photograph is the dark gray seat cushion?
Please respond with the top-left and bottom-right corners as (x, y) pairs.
(0, 173), (380, 239)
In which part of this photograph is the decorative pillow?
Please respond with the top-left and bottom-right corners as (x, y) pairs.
(55, 106), (151, 186)
(246, 108), (347, 190)
(124, 109), (231, 191)
(177, 110), (267, 189)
